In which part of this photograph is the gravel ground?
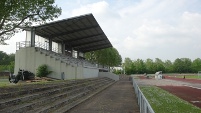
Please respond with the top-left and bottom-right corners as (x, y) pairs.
(135, 77), (201, 89)
(135, 79), (191, 86)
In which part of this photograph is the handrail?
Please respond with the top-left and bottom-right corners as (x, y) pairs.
(132, 77), (155, 113)
(16, 41), (109, 70)
(16, 41), (31, 50)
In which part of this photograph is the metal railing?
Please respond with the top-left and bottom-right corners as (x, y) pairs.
(16, 41), (109, 69)
(16, 41), (31, 50)
(132, 77), (155, 113)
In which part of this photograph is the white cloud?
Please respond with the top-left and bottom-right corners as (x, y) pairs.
(71, 1), (109, 16)
(1, 0), (201, 61)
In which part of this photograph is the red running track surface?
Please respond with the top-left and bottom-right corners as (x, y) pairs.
(159, 85), (201, 108)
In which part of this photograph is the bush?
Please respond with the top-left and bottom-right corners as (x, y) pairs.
(36, 64), (52, 77)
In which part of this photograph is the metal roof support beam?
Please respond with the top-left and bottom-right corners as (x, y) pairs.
(82, 45), (112, 52)
(49, 25), (99, 38)
(49, 38), (52, 51)
(72, 39), (108, 48)
(61, 42), (65, 54)
(76, 42), (110, 50)
(66, 33), (103, 43)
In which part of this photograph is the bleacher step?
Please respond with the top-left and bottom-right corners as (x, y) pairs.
(54, 81), (115, 113)
(0, 77), (115, 113)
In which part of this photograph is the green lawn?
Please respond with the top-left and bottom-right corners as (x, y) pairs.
(140, 86), (201, 113)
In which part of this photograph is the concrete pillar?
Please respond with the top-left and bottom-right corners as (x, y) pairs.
(31, 27), (35, 47)
(77, 51), (80, 58)
(62, 42), (65, 54)
(49, 38), (52, 51)
(72, 48), (74, 57)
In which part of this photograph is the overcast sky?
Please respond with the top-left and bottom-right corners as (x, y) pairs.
(1, 0), (201, 61)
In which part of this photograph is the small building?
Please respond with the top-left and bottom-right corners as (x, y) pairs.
(155, 71), (162, 80)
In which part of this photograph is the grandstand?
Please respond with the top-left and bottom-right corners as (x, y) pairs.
(14, 14), (114, 80)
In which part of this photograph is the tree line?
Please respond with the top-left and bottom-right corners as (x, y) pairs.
(0, 51), (15, 73)
(123, 57), (201, 75)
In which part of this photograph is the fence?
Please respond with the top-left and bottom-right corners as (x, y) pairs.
(16, 41), (62, 53)
(16, 41), (31, 50)
(132, 77), (155, 113)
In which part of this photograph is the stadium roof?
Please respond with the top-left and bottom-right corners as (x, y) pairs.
(22, 14), (112, 52)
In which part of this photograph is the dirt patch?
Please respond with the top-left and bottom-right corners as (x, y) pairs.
(159, 86), (201, 108)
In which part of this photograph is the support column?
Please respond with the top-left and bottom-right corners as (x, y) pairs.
(72, 48), (74, 57)
(31, 27), (35, 47)
(61, 42), (65, 54)
(49, 38), (52, 51)
(77, 51), (80, 59)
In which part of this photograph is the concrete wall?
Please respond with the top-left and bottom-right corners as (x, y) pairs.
(14, 47), (99, 80)
(98, 72), (119, 81)
(83, 67), (99, 78)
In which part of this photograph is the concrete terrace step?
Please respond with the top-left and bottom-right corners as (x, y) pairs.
(54, 81), (115, 113)
(25, 80), (113, 113)
(0, 78), (106, 109)
(27, 90), (90, 113)
(0, 77), (103, 99)
(1, 84), (94, 113)
(0, 77), (114, 113)
(28, 80), (115, 113)
(0, 79), (101, 109)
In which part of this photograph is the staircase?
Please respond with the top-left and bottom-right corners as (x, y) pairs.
(0, 77), (115, 113)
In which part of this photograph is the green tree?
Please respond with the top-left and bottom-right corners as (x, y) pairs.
(164, 60), (174, 73)
(0, 51), (9, 65)
(85, 47), (122, 68)
(0, 51), (15, 72)
(181, 58), (192, 73)
(173, 58), (192, 73)
(173, 58), (183, 73)
(191, 58), (201, 73)
(155, 58), (165, 72)
(123, 57), (133, 75)
(134, 59), (146, 74)
(0, 0), (61, 44)
(145, 58), (156, 73)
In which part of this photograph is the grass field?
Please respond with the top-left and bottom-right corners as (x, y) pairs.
(175, 75), (201, 79)
(0, 79), (10, 87)
(140, 86), (201, 113)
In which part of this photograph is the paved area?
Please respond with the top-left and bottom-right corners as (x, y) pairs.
(136, 79), (191, 86)
(68, 80), (140, 113)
